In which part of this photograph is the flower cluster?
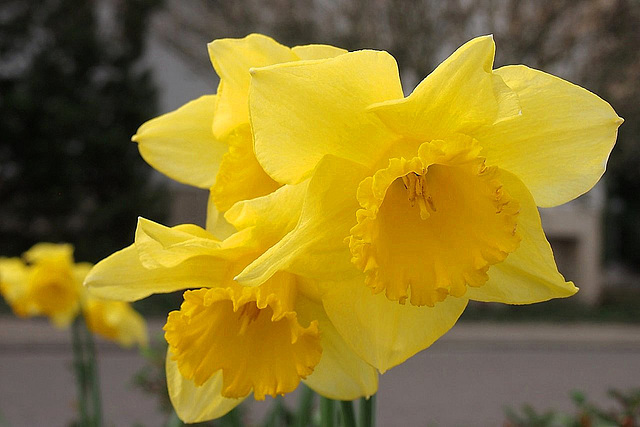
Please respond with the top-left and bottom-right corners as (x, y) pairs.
(84, 34), (621, 422)
(0, 243), (147, 348)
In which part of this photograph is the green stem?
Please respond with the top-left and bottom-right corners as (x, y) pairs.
(71, 316), (103, 427)
(295, 385), (315, 427)
(359, 395), (376, 427)
(0, 409), (8, 427)
(221, 407), (243, 427)
(71, 317), (89, 426)
(84, 322), (103, 427)
(262, 399), (282, 427)
(166, 411), (183, 427)
(340, 401), (356, 427)
(320, 397), (335, 427)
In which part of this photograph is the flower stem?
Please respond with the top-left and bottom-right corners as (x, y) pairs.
(71, 316), (103, 426)
(71, 317), (89, 426)
(359, 395), (376, 427)
(340, 400), (356, 427)
(221, 407), (243, 427)
(84, 321), (103, 426)
(263, 398), (284, 427)
(295, 385), (315, 427)
(320, 397), (335, 427)
(166, 411), (183, 427)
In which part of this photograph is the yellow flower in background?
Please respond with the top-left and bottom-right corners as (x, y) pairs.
(131, 34), (347, 228)
(0, 243), (147, 348)
(1, 243), (82, 326)
(85, 185), (378, 423)
(0, 257), (32, 317)
(238, 35), (622, 372)
(83, 297), (148, 348)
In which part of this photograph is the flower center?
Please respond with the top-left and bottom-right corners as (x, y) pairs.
(28, 265), (80, 318)
(164, 278), (321, 400)
(401, 172), (436, 220)
(349, 139), (521, 306)
(237, 301), (261, 335)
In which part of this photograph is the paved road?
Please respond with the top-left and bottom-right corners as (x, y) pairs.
(1, 318), (639, 426)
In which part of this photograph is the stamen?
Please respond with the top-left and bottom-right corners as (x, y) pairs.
(403, 172), (436, 219)
(407, 173), (417, 206)
(417, 196), (430, 220)
(415, 173), (423, 196)
(238, 303), (261, 335)
(426, 194), (436, 212)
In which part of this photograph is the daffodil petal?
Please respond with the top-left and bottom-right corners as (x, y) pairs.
(475, 65), (622, 207)
(0, 258), (30, 310)
(73, 263), (92, 285)
(297, 294), (378, 400)
(465, 170), (577, 303)
(84, 244), (217, 302)
(132, 95), (226, 189)
(206, 191), (237, 239)
(291, 44), (347, 60)
(135, 218), (255, 270)
(250, 50), (403, 184)
(166, 351), (246, 423)
(23, 242), (74, 263)
(209, 34), (297, 139)
(210, 125), (280, 212)
(224, 180), (308, 242)
(135, 218), (220, 268)
(369, 35), (520, 144)
(321, 274), (468, 373)
(235, 156), (367, 286)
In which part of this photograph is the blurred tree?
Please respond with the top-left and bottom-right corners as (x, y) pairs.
(0, 0), (167, 262)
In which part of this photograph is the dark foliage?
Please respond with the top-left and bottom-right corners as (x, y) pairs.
(0, 0), (167, 263)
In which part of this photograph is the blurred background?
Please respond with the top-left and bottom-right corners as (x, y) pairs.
(1, 0), (639, 426)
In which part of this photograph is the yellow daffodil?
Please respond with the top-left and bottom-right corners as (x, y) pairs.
(131, 34), (347, 222)
(83, 297), (148, 348)
(236, 35), (622, 372)
(85, 185), (377, 423)
(0, 243), (147, 348)
(1, 243), (83, 326)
